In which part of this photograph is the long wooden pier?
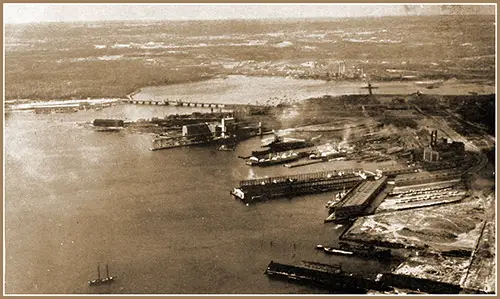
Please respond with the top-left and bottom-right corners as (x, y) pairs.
(231, 168), (371, 203)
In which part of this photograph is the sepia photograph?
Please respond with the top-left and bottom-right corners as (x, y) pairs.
(3, 3), (496, 295)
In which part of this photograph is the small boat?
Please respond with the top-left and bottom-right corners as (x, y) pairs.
(88, 264), (116, 286)
(323, 247), (354, 255)
(218, 144), (235, 151)
(325, 187), (348, 211)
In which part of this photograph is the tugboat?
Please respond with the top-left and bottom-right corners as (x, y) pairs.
(325, 187), (348, 212)
(88, 264), (116, 286)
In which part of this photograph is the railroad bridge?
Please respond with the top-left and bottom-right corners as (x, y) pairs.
(123, 98), (230, 108)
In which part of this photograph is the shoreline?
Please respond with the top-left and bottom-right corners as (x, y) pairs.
(6, 74), (495, 103)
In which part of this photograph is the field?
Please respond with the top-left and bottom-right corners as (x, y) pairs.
(5, 15), (495, 100)
(342, 200), (486, 252)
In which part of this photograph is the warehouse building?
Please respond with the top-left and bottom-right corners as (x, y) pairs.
(182, 117), (238, 141)
(333, 176), (388, 220)
(182, 123), (212, 140)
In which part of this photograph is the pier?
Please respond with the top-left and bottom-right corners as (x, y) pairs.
(265, 261), (462, 294)
(231, 169), (371, 204)
(265, 260), (390, 293)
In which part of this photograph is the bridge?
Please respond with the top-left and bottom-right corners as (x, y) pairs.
(122, 97), (258, 110)
(123, 98), (231, 108)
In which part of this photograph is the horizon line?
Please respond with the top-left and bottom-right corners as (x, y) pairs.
(4, 13), (495, 25)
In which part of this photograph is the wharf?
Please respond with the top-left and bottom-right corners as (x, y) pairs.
(265, 260), (390, 293)
(239, 168), (365, 187)
(231, 169), (370, 204)
(327, 177), (388, 222)
(378, 273), (462, 294)
(265, 260), (463, 294)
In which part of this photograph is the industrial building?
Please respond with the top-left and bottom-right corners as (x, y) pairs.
(182, 123), (212, 140)
(423, 146), (440, 162)
(221, 117), (236, 137)
(331, 61), (365, 80)
(93, 119), (124, 127)
(181, 117), (238, 140)
(422, 130), (465, 163)
(332, 176), (388, 221)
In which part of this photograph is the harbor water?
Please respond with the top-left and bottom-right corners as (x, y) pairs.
(6, 104), (396, 294)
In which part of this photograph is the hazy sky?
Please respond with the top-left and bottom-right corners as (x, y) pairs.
(4, 4), (496, 24)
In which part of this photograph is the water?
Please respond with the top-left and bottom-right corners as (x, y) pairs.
(5, 104), (397, 294)
(133, 75), (495, 105)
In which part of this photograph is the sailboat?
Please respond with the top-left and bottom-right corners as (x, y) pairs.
(88, 264), (116, 286)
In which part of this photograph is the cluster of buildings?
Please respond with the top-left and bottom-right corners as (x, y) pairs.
(423, 130), (465, 163)
(181, 117), (263, 143)
(181, 117), (236, 141)
(327, 61), (366, 80)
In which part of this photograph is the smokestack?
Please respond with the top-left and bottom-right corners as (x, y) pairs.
(430, 130), (438, 146)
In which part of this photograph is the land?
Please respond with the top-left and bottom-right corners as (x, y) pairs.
(5, 15), (496, 295)
(231, 92), (496, 294)
(5, 15), (495, 101)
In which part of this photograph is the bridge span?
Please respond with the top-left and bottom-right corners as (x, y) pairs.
(123, 97), (256, 109)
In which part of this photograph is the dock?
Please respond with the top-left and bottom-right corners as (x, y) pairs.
(265, 260), (390, 293)
(325, 176), (388, 222)
(231, 169), (371, 204)
(265, 261), (462, 294)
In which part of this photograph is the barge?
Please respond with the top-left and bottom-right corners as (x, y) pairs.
(246, 152), (300, 166)
(317, 242), (392, 260)
(265, 260), (391, 293)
